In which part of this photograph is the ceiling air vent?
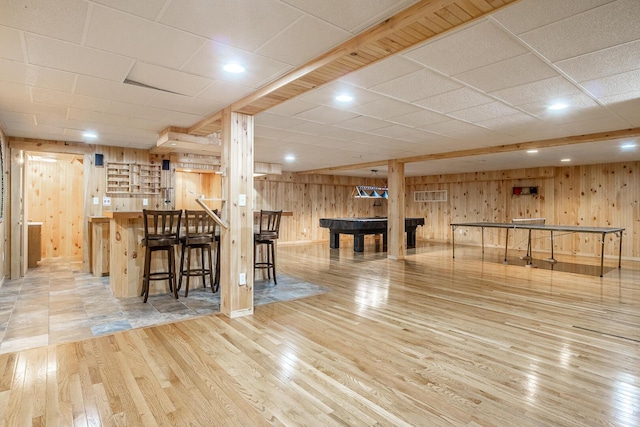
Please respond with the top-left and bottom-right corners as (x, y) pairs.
(123, 79), (181, 95)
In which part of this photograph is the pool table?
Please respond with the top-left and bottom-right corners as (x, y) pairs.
(319, 217), (425, 252)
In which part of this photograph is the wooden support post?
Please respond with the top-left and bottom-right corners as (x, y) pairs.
(219, 108), (254, 318)
(387, 159), (405, 260)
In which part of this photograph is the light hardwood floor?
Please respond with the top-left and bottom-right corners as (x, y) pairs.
(1, 241), (639, 426)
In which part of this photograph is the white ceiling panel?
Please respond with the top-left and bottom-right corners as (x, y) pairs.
(0, 81), (31, 101)
(280, 0), (419, 33)
(26, 34), (133, 81)
(454, 53), (558, 93)
(196, 80), (255, 105)
(75, 76), (154, 105)
(387, 109), (449, 128)
(346, 98), (421, 120)
(91, 0), (167, 20)
(0, 0), (87, 43)
(581, 69), (640, 99)
(300, 84), (383, 108)
(490, 76), (582, 106)
(491, 0), (615, 35)
(86, 5), (205, 69)
(371, 69), (461, 102)
(334, 116), (390, 132)
(126, 62), (212, 97)
(339, 56), (424, 89)
(32, 87), (109, 111)
(293, 106), (359, 124)
(104, 101), (202, 127)
(146, 92), (222, 116)
(447, 102), (521, 123)
(0, 59), (76, 91)
(182, 40), (291, 88)
(555, 39), (640, 82)
(256, 16), (350, 66)
(518, 0), (640, 62)
(0, 26), (25, 61)
(160, 0), (301, 52)
(415, 88), (494, 114)
(404, 20), (527, 76)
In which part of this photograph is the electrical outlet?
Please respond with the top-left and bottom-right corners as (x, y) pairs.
(103, 196), (111, 206)
(239, 273), (246, 285)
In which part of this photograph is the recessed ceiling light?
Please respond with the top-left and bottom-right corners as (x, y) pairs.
(83, 131), (98, 139)
(548, 102), (568, 111)
(285, 155), (295, 162)
(561, 158), (571, 162)
(335, 94), (353, 102)
(223, 63), (245, 73)
(526, 149), (538, 154)
(621, 142), (637, 150)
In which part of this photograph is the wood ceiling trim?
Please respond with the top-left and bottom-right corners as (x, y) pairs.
(297, 127), (640, 175)
(187, 0), (520, 136)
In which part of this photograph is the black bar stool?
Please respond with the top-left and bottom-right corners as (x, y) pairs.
(254, 210), (282, 284)
(178, 210), (218, 297)
(141, 209), (182, 302)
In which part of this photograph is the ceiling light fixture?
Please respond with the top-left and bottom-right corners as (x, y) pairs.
(526, 149), (538, 154)
(223, 63), (245, 73)
(621, 142), (637, 150)
(561, 158), (571, 162)
(548, 102), (568, 111)
(335, 94), (353, 102)
(83, 131), (98, 139)
(285, 155), (295, 162)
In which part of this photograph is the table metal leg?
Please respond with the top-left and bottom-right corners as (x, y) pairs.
(600, 232), (605, 277)
(452, 225), (456, 258)
(504, 228), (509, 263)
(618, 231), (623, 269)
(481, 227), (485, 254)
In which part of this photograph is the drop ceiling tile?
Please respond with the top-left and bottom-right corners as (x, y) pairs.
(492, 0), (615, 35)
(289, 121), (366, 141)
(255, 125), (299, 140)
(333, 115), (389, 132)
(387, 109), (449, 128)
(556, 115), (631, 135)
(182, 40), (291, 88)
(91, 0), (166, 20)
(255, 112), (309, 129)
(473, 113), (542, 134)
(371, 69), (461, 102)
(519, 94), (610, 124)
(0, 81), (31, 101)
(340, 56), (424, 89)
(26, 35), (133, 81)
(404, 20), (527, 76)
(490, 76), (582, 106)
(4, 98), (67, 119)
(555, 39), (640, 82)
(294, 105), (359, 124)
(346, 98), (421, 119)
(519, 0), (640, 62)
(608, 98), (640, 126)
(197, 80), (255, 105)
(600, 90), (640, 106)
(32, 87), (109, 111)
(0, 59), (76, 91)
(68, 108), (130, 126)
(75, 76), (154, 105)
(280, 0), (418, 32)
(300, 84), (383, 108)
(447, 102), (521, 123)
(0, 112), (35, 125)
(368, 124), (423, 139)
(161, 0), (301, 51)
(419, 119), (501, 140)
(581, 69), (640, 99)
(454, 53), (558, 93)
(0, 0), (87, 43)
(86, 5), (205, 69)
(256, 16), (350, 66)
(104, 101), (201, 126)
(146, 92), (222, 116)
(0, 26), (25, 61)
(414, 87), (493, 114)
(266, 99), (317, 116)
(127, 62), (212, 97)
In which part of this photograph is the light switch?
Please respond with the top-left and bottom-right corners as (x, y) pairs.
(92, 197), (99, 205)
(142, 198), (148, 206)
(239, 194), (247, 207)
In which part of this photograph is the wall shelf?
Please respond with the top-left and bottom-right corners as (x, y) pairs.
(106, 162), (161, 196)
(512, 186), (538, 196)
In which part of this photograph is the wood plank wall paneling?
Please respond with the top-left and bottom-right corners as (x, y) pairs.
(252, 162), (638, 260)
(27, 155), (84, 260)
(174, 171), (223, 211)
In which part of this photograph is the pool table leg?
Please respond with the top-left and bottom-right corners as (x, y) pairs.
(329, 231), (340, 249)
(354, 234), (365, 252)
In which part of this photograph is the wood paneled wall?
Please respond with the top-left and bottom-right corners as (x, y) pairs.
(174, 171), (222, 211)
(254, 162), (639, 260)
(27, 155), (84, 260)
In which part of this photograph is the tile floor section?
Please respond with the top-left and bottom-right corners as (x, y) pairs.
(0, 259), (329, 354)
